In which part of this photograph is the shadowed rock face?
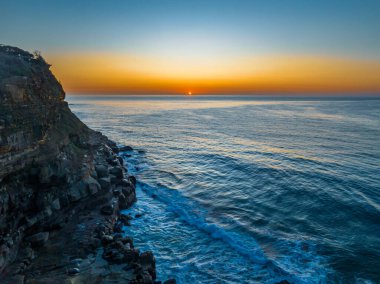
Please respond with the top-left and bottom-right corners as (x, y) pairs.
(0, 44), (102, 272)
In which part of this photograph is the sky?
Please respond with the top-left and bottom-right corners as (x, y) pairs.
(1, 0), (380, 95)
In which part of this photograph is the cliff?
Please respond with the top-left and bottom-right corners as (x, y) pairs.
(0, 45), (165, 283)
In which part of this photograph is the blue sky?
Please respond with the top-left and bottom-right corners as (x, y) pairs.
(1, 0), (379, 58)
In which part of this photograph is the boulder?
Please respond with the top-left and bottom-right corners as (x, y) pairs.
(109, 166), (123, 179)
(109, 174), (118, 184)
(90, 169), (98, 179)
(123, 249), (139, 263)
(101, 235), (114, 244)
(121, 184), (134, 197)
(78, 182), (88, 198)
(95, 165), (108, 178)
(129, 176), (137, 186)
(68, 187), (81, 202)
(85, 176), (101, 195)
(25, 216), (38, 228)
(67, 267), (80, 275)
(108, 158), (118, 166)
(38, 165), (53, 184)
(119, 192), (135, 209)
(121, 178), (132, 187)
(98, 177), (111, 190)
(119, 214), (133, 224)
(119, 146), (133, 152)
(43, 206), (52, 218)
(113, 188), (122, 196)
(142, 273), (153, 283)
(68, 182), (85, 201)
(59, 195), (70, 208)
(70, 179), (95, 200)
(51, 198), (61, 210)
(140, 251), (155, 265)
(140, 251), (156, 280)
(114, 222), (123, 233)
(26, 232), (49, 248)
(117, 156), (124, 166)
(124, 214), (133, 221)
(101, 204), (114, 216)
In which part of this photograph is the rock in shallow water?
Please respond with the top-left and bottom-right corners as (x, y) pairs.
(109, 166), (123, 179)
(119, 146), (133, 152)
(140, 251), (156, 280)
(119, 214), (132, 226)
(117, 156), (124, 166)
(129, 176), (137, 186)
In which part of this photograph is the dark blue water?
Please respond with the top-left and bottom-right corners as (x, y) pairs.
(68, 95), (380, 283)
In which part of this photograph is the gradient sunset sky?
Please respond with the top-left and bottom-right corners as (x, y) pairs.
(1, 0), (380, 95)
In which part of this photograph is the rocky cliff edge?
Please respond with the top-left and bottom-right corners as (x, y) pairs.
(0, 45), (168, 284)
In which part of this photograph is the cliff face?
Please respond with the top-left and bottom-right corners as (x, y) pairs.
(0, 45), (158, 284)
(0, 45), (90, 179)
(0, 44), (104, 272)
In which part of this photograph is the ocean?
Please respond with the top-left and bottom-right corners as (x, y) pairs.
(67, 95), (380, 283)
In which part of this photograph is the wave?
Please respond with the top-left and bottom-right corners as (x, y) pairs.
(137, 180), (330, 284)
(121, 148), (333, 283)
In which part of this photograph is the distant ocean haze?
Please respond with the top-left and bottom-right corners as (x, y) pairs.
(68, 95), (380, 283)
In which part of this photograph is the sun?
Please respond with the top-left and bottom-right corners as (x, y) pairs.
(187, 91), (192, 95)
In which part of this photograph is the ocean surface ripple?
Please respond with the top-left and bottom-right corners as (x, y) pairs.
(68, 95), (380, 283)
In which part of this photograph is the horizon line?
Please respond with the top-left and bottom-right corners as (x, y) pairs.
(67, 91), (380, 97)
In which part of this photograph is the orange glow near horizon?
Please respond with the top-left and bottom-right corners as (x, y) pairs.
(46, 52), (380, 94)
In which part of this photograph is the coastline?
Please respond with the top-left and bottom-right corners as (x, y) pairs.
(0, 45), (173, 283)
